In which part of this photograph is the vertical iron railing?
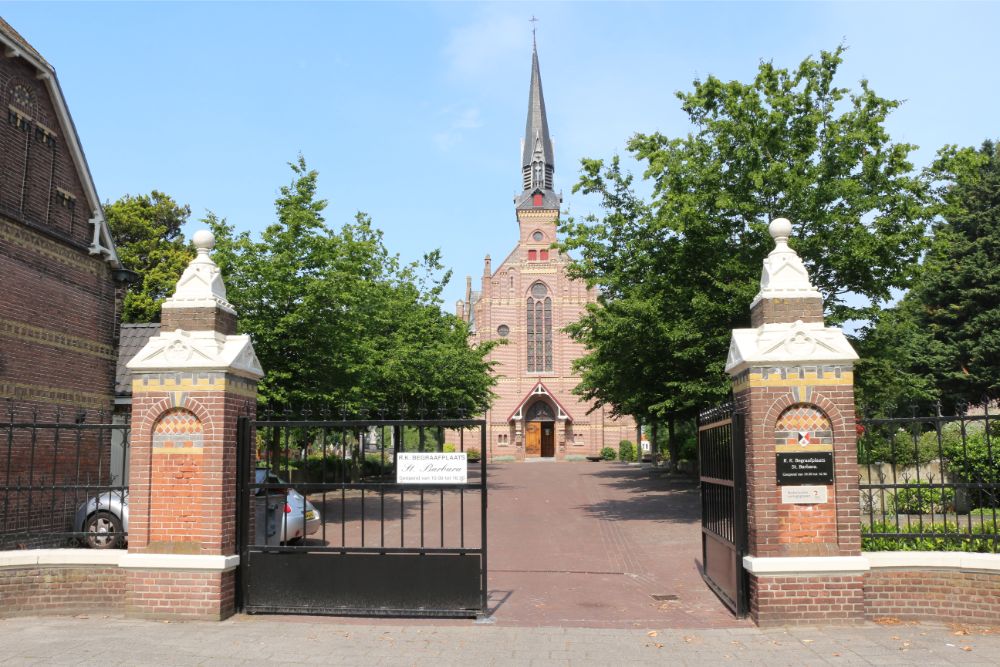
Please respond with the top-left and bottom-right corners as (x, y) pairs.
(238, 408), (488, 618)
(859, 402), (999, 552)
(698, 400), (748, 617)
(1, 400), (129, 550)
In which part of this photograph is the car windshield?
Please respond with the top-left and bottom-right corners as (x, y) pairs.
(254, 469), (285, 485)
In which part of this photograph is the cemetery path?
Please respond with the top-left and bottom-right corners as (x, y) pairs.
(485, 461), (749, 628)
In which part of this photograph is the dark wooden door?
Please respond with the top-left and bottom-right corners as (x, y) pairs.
(525, 422), (541, 456)
(541, 424), (555, 457)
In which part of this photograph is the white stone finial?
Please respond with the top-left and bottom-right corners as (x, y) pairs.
(192, 229), (215, 252)
(161, 229), (235, 314)
(769, 217), (793, 243)
(750, 217), (822, 308)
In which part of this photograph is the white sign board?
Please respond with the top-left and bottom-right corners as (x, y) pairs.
(396, 452), (467, 484)
(781, 485), (828, 504)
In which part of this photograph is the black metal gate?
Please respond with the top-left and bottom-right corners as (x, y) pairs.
(698, 401), (748, 617)
(236, 414), (487, 618)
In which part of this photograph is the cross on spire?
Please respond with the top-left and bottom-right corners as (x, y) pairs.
(529, 15), (538, 48)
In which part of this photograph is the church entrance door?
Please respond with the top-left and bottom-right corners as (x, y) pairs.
(524, 422), (554, 458)
(540, 423), (555, 457)
(525, 422), (541, 456)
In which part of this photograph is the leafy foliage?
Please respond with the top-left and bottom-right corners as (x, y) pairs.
(862, 520), (999, 553)
(560, 47), (930, 431)
(888, 484), (955, 515)
(600, 446), (616, 461)
(618, 440), (636, 462)
(855, 140), (1000, 411)
(208, 156), (497, 413)
(104, 191), (194, 322)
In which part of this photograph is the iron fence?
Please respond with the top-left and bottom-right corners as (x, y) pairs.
(858, 404), (999, 552)
(698, 400), (748, 617)
(1, 401), (129, 550)
(238, 406), (488, 617)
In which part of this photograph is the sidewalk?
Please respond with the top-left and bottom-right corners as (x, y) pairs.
(1, 615), (999, 665)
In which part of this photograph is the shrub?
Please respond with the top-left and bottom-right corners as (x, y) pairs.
(600, 446), (616, 461)
(862, 520), (1000, 553)
(889, 484), (955, 514)
(942, 421), (1000, 509)
(618, 440), (636, 462)
(858, 426), (940, 466)
(443, 443), (456, 453)
(466, 447), (481, 461)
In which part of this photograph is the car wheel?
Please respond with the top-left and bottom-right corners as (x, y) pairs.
(84, 511), (123, 549)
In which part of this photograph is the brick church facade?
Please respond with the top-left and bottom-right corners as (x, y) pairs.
(0, 18), (122, 418)
(457, 44), (636, 461)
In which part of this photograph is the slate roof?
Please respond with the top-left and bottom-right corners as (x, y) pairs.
(520, 44), (554, 172)
(115, 324), (160, 398)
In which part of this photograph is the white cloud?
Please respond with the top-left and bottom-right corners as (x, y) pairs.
(431, 106), (483, 152)
(453, 107), (482, 129)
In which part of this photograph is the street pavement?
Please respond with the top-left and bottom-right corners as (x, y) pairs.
(1, 614), (999, 665)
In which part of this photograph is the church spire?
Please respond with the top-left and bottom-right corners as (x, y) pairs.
(516, 37), (559, 211)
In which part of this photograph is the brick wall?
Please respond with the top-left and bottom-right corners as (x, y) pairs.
(750, 573), (866, 625)
(1, 56), (91, 246)
(0, 42), (118, 413)
(125, 569), (236, 620)
(0, 562), (237, 620)
(864, 569), (1000, 624)
(0, 566), (125, 616)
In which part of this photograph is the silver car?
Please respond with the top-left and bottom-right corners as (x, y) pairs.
(73, 471), (321, 549)
(255, 469), (322, 544)
(74, 490), (127, 549)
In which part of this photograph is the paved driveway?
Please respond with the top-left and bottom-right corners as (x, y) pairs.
(485, 461), (748, 628)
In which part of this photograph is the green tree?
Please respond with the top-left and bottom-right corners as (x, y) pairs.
(853, 296), (940, 414)
(856, 140), (1000, 412)
(104, 191), (194, 322)
(208, 157), (496, 413)
(560, 47), (931, 435)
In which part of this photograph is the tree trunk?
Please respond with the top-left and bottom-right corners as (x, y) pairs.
(667, 416), (678, 472)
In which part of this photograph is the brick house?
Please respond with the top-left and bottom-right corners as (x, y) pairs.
(0, 18), (123, 420)
(457, 44), (637, 461)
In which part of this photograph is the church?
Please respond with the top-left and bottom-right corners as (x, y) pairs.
(457, 43), (637, 462)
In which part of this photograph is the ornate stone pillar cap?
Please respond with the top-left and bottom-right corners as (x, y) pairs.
(725, 320), (858, 376)
(749, 218), (823, 309)
(161, 229), (236, 315)
(126, 329), (264, 380)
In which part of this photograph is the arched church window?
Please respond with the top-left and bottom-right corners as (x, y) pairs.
(526, 282), (552, 372)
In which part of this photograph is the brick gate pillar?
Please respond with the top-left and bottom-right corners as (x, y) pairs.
(123, 230), (263, 620)
(725, 218), (865, 625)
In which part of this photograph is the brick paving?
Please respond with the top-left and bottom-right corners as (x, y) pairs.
(485, 461), (744, 628)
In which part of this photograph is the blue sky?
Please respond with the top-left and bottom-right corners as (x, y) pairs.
(4, 2), (1000, 308)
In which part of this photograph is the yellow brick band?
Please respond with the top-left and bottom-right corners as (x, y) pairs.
(0, 316), (114, 360)
(132, 375), (258, 399)
(152, 447), (204, 456)
(0, 218), (101, 275)
(0, 380), (110, 410)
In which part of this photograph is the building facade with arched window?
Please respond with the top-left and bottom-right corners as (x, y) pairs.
(455, 43), (636, 462)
